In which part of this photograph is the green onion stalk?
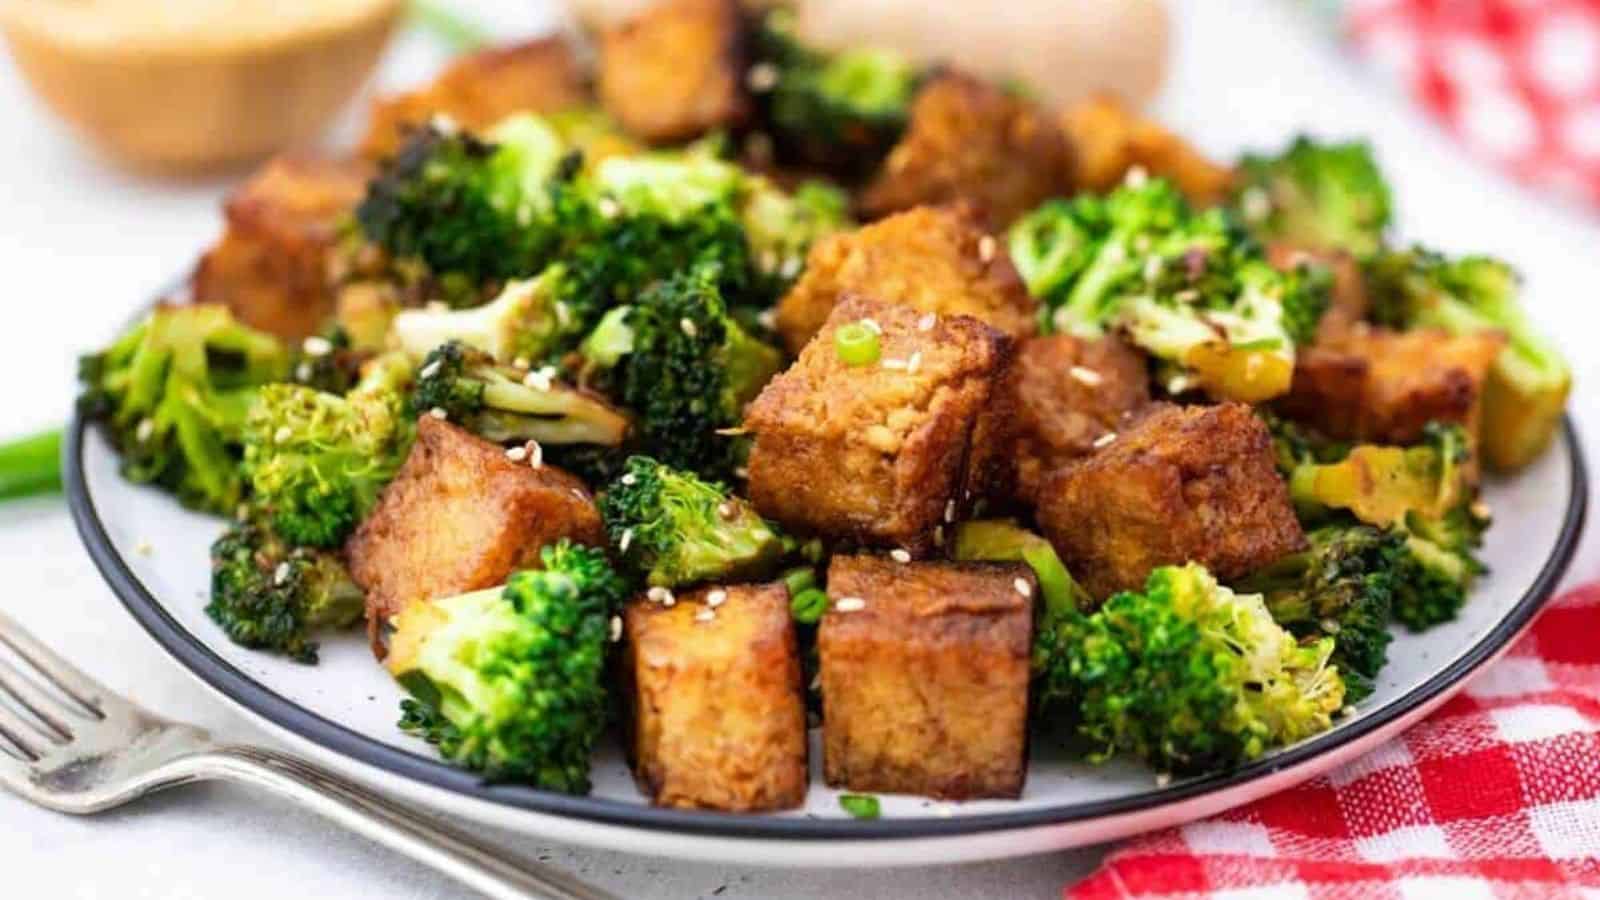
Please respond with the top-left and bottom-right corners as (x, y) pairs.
(0, 428), (63, 501)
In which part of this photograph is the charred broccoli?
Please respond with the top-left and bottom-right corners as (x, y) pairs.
(78, 304), (290, 514)
(1233, 137), (1393, 257)
(388, 540), (627, 791)
(207, 517), (364, 663)
(1366, 246), (1571, 471)
(410, 341), (630, 447)
(599, 456), (783, 588)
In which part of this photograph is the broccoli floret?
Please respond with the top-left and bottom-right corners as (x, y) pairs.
(1288, 422), (1469, 530)
(354, 114), (572, 290)
(1008, 178), (1329, 402)
(410, 341), (631, 447)
(388, 540), (627, 791)
(391, 269), (572, 365)
(1038, 563), (1346, 774)
(241, 353), (415, 548)
(579, 263), (782, 480)
(288, 327), (365, 395)
(78, 305), (291, 514)
(599, 456), (783, 588)
(206, 518), (365, 663)
(739, 176), (852, 289)
(1258, 409), (1351, 478)
(753, 7), (921, 171)
(951, 519), (1092, 618)
(1391, 505), (1489, 631)
(1365, 246), (1571, 471)
(1234, 525), (1400, 702)
(1232, 137), (1393, 257)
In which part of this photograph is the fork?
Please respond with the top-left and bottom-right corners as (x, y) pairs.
(0, 609), (616, 900)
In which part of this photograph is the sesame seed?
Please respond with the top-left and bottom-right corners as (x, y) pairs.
(707, 589), (728, 608)
(431, 113), (460, 135)
(760, 250), (779, 274)
(609, 616), (623, 643)
(273, 561), (292, 585)
(1014, 578), (1033, 598)
(523, 369), (553, 391)
(135, 418), (155, 443)
(1142, 255), (1162, 282)
(302, 337), (331, 359)
(419, 360), (442, 380)
(834, 597), (866, 612)
(780, 255), (802, 279)
(695, 608), (716, 623)
(1240, 186), (1271, 223)
(880, 357), (908, 371)
(1321, 618), (1342, 634)
(917, 313), (937, 332)
(978, 235), (997, 263)
(1124, 165), (1149, 187)
(525, 441), (543, 468)
(619, 528), (634, 553)
(647, 586), (675, 606)
(747, 62), (779, 92)
(1471, 499), (1492, 521)
(295, 361), (314, 382)
(1166, 374), (1195, 394)
(505, 446), (528, 462)
(571, 488), (588, 500)
(621, 473), (637, 486)
(944, 500), (957, 523)
(717, 502), (736, 520)
(758, 309), (778, 330)
(860, 318), (882, 335)
(1069, 366), (1103, 386)
(1341, 705), (1357, 718)
(906, 351), (922, 374)
(714, 426), (750, 436)
(512, 356), (531, 370)
(597, 197), (620, 219)
(428, 407), (448, 421)
(1154, 772), (1172, 788)
(680, 317), (698, 338)
(1093, 432), (1117, 449)
(890, 549), (912, 563)
(936, 806), (954, 818)
(554, 301), (572, 326)
(734, 466), (749, 480)
(274, 425), (294, 445)
(135, 540), (154, 557)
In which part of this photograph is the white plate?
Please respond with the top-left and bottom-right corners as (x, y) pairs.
(65, 414), (1586, 867)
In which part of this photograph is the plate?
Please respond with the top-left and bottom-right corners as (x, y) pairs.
(65, 402), (1587, 867)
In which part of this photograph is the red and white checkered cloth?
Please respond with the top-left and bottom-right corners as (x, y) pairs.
(1068, 582), (1600, 899)
(1346, 0), (1600, 206)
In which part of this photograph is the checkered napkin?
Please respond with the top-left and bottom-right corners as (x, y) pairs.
(1067, 582), (1600, 899)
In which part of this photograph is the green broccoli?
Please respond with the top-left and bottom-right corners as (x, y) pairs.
(78, 304), (291, 514)
(1391, 504), (1489, 631)
(579, 262), (782, 481)
(599, 456), (783, 588)
(206, 517), (365, 663)
(950, 519), (1092, 618)
(410, 341), (631, 447)
(1234, 525), (1399, 702)
(752, 7), (921, 171)
(388, 540), (627, 791)
(1008, 178), (1329, 403)
(288, 327), (364, 395)
(1036, 563), (1346, 774)
(390, 269), (572, 365)
(1365, 246), (1571, 471)
(1232, 136), (1393, 257)
(739, 176), (852, 290)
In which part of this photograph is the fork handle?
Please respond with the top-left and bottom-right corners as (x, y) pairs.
(186, 746), (618, 900)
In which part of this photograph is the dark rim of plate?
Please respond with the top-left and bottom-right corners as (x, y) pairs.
(65, 407), (1588, 841)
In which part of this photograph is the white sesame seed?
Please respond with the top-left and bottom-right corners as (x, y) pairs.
(714, 426), (750, 436)
(505, 446), (528, 462)
(944, 500), (957, 523)
(747, 62), (780, 92)
(274, 425), (294, 445)
(1142, 255), (1162, 282)
(523, 369), (552, 391)
(135, 540), (154, 557)
(1321, 618), (1342, 634)
(554, 301), (572, 326)
(621, 472), (636, 486)
(834, 597), (866, 612)
(1471, 499), (1492, 520)
(295, 361), (314, 383)
(680, 318), (699, 338)
(609, 616), (623, 643)
(428, 407), (448, 421)
(135, 418), (155, 443)
(906, 352), (922, 374)
(302, 335), (333, 357)
(860, 318), (882, 335)
(619, 528), (634, 553)
(880, 357), (908, 371)
(890, 549), (912, 563)
(1166, 374), (1195, 394)
(734, 466), (749, 480)
(273, 561), (292, 585)
(419, 360), (442, 380)
(695, 608), (717, 623)
(758, 309), (778, 331)
(1014, 577), (1033, 598)
(936, 805), (954, 818)
(525, 440), (543, 468)
(780, 255), (802, 279)
(431, 113), (460, 135)
(512, 356), (531, 370)
(717, 501), (736, 520)
(1154, 772), (1172, 788)
(571, 487), (588, 501)
(1341, 705), (1358, 718)
(917, 313), (937, 332)
(1069, 366), (1103, 386)
(1092, 432), (1117, 449)
(978, 235), (997, 263)
(647, 586), (674, 605)
(1124, 165), (1149, 188)
(597, 197), (620, 219)
(707, 589), (728, 608)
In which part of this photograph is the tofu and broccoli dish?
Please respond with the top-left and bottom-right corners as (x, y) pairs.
(79, 0), (1572, 810)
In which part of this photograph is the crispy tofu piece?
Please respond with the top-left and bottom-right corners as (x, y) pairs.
(359, 38), (588, 159)
(774, 204), (1036, 355)
(1062, 94), (1234, 206)
(860, 72), (1067, 228)
(191, 155), (372, 340)
(968, 334), (1151, 504)
(622, 583), (807, 812)
(597, 0), (750, 143)
(347, 417), (604, 654)
(1036, 402), (1305, 600)
(745, 294), (1008, 554)
(1267, 242), (1368, 343)
(818, 556), (1033, 800)
(1278, 325), (1505, 446)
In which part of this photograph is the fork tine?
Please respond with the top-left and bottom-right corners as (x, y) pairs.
(0, 700), (47, 761)
(0, 609), (106, 717)
(0, 655), (76, 739)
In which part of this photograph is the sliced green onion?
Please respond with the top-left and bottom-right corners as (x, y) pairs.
(834, 322), (881, 367)
(838, 794), (881, 819)
(781, 566), (817, 596)
(790, 587), (829, 625)
(0, 428), (62, 501)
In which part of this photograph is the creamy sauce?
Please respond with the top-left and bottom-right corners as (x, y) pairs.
(1, 0), (397, 53)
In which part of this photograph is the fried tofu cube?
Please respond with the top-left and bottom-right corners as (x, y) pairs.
(191, 155), (372, 340)
(597, 0), (750, 143)
(1279, 325), (1506, 446)
(1036, 402), (1305, 600)
(745, 294), (1008, 554)
(774, 203), (1036, 355)
(347, 417), (604, 653)
(1062, 94), (1234, 206)
(860, 72), (1067, 228)
(818, 556), (1034, 800)
(622, 583), (807, 811)
(359, 38), (588, 159)
(968, 334), (1151, 504)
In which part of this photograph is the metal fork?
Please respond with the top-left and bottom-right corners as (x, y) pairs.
(0, 609), (616, 900)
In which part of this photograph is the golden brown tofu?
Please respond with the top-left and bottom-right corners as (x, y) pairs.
(969, 334), (1151, 505)
(774, 203), (1036, 355)
(860, 72), (1067, 228)
(818, 556), (1034, 800)
(1062, 94), (1234, 206)
(191, 155), (372, 340)
(348, 417), (604, 654)
(597, 0), (749, 143)
(745, 294), (1008, 554)
(1267, 242), (1368, 343)
(1036, 402), (1305, 600)
(1279, 325), (1506, 447)
(359, 38), (588, 159)
(622, 583), (807, 812)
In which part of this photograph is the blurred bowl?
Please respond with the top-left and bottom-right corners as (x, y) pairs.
(1, 0), (403, 172)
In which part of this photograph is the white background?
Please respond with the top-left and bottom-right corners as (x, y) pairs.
(2, 1), (1597, 897)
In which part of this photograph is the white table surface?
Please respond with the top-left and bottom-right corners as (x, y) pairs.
(2, 1), (1597, 897)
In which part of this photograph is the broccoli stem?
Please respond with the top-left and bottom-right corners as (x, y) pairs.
(409, 0), (492, 52)
(0, 427), (63, 501)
